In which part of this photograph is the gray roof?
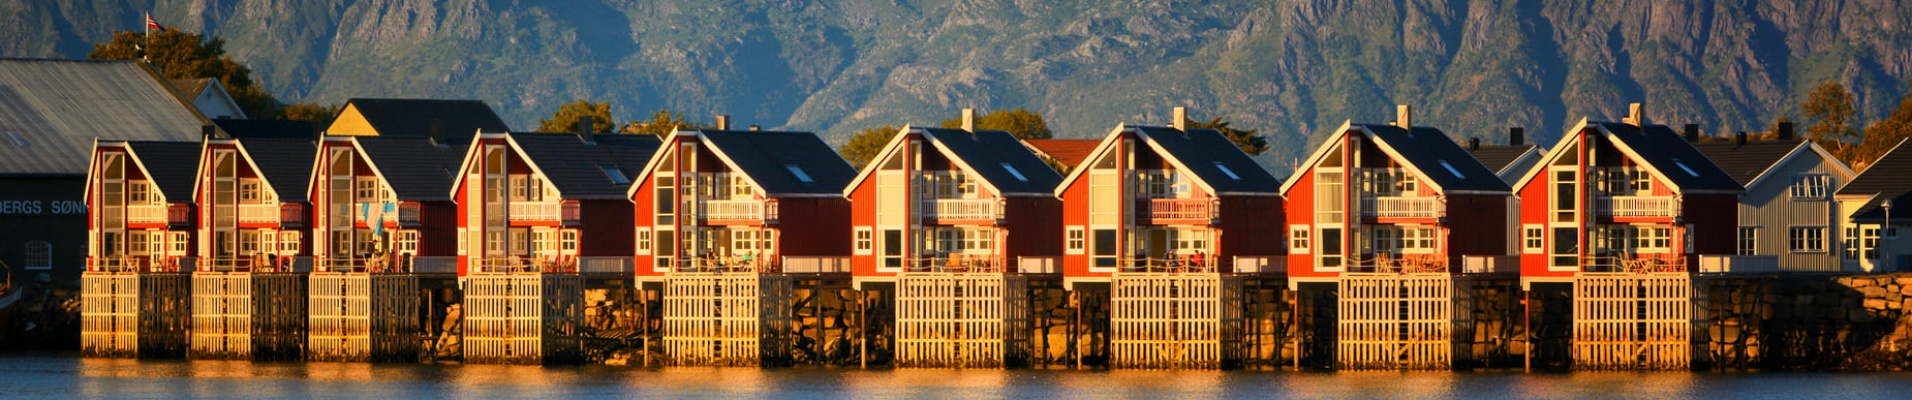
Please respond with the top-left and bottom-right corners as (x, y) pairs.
(123, 141), (202, 202)
(1133, 126), (1283, 194)
(510, 132), (661, 199)
(1841, 139), (1912, 223)
(1598, 123), (1744, 193)
(237, 138), (317, 201)
(169, 78), (213, 100)
(0, 59), (205, 176)
(355, 136), (469, 201)
(1357, 124), (1509, 193)
(698, 130), (856, 195)
(1691, 140), (1805, 186)
(213, 118), (314, 140)
(342, 98), (509, 138)
(921, 127), (1063, 194)
(1469, 144), (1538, 175)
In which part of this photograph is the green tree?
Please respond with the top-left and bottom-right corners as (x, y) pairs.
(89, 28), (280, 119)
(839, 125), (901, 167)
(622, 110), (707, 138)
(537, 100), (616, 133)
(1184, 116), (1268, 156)
(280, 101), (342, 132)
(939, 109), (1054, 140)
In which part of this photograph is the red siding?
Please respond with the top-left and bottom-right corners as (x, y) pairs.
(1218, 195), (1284, 273)
(848, 163), (880, 277)
(777, 197), (853, 258)
(1058, 163), (1091, 277)
(1001, 195), (1062, 271)
(578, 199), (633, 257)
(1285, 162), (1328, 279)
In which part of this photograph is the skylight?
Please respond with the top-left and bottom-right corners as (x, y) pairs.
(601, 165), (630, 185)
(1438, 160), (1466, 179)
(1673, 159), (1700, 177)
(1001, 163), (1028, 182)
(785, 164), (814, 183)
(3, 131), (27, 147)
(1213, 162), (1241, 180)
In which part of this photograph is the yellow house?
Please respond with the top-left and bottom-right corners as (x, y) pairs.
(327, 98), (511, 138)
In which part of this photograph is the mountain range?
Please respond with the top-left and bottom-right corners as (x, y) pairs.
(4, 0), (1910, 172)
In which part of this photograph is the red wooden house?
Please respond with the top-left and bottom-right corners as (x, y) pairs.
(310, 135), (469, 273)
(1510, 109), (1743, 284)
(628, 127), (855, 280)
(1053, 119), (1284, 286)
(85, 140), (202, 272)
(450, 131), (659, 276)
(1280, 110), (1515, 285)
(193, 128), (317, 272)
(842, 123), (1064, 286)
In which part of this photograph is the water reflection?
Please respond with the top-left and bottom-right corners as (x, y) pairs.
(3, 357), (1907, 399)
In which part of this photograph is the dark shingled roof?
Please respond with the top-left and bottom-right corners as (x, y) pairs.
(699, 130), (856, 195)
(355, 136), (470, 201)
(1469, 144), (1538, 175)
(1691, 140), (1806, 186)
(1134, 126), (1282, 193)
(1357, 124), (1509, 193)
(509, 132), (661, 199)
(1599, 123), (1743, 193)
(1024, 139), (1101, 169)
(344, 98), (509, 138)
(123, 141), (203, 202)
(921, 127), (1063, 194)
(238, 138), (317, 201)
(1841, 139), (1912, 222)
(214, 118), (314, 140)
(169, 78), (213, 100)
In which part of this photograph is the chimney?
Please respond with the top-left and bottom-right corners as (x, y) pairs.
(715, 115), (730, 131)
(1172, 106), (1187, 130)
(1395, 105), (1411, 128)
(1736, 131), (1748, 146)
(1468, 137), (1480, 151)
(577, 117), (594, 135)
(428, 118), (443, 145)
(201, 124), (216, 139)
(961, 108), (976, 132)
(573, 118), (594, 145)
(1683, 124), (1699, 143)
(1509, 127), (1525, 146)
(749, 125), (761, 131)
(1624, 102), (1644, 125)
(1778, 121), (1795, 141)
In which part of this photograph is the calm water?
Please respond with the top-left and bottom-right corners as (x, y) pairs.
(1, 355), (1909, 399)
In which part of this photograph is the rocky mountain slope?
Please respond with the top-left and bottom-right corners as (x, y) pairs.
(4, 0), (1909, 172)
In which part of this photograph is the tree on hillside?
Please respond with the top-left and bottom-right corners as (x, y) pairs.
(1850, 81), (1912, 172)
(537, 100), (617, 133)
(623, 110), (707, 138)
(90, 29), (281, 119)
(1185, 116), (1269, 156)
(281, 101), (342, 132)
(1803, 81), (1859, 153)
(939, 109), (1054, 140)
(839, 125), (901, 167)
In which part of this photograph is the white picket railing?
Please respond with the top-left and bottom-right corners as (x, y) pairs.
(239, 204), (278, 223)
(923, 198), (998, 220)
(127, 205), (166, 224)
(1142, 198), (1214, 220)
(1601, 195), (1676, 217)
(1362, 196), (1439, 218)
(508, 202), (561, 221)
(702, 199), (764, 220)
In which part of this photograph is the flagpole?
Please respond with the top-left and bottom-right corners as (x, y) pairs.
(142, 12), (150, 62)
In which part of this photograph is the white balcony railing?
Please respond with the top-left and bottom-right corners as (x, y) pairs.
(411, 257), (459, 274)
(1461, 255), (1519, 274)
(702, 199), (765, 221)
(923, 198), (999, 220)
(1600, 195), (1676, 218)
(579, 257), (634, 274)
(239, 204), (278, 223)
(127, 205), (166, 224)
(1233, 256), (1286, 274)
(1698, 255), (1779, 274)
(783, 257), (851, 274)
(1363, 196), (1439, 219)
(1141, 198), (1214, 220)
(509, 202), (561, 221)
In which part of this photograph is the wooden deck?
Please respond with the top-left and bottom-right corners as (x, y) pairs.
(894, 273), (1031, 368)
(1572, 272), (1695, 370)
(660, 272), (795, 366)
(1109, 273), (1244, 369)
(81, 272), (190, 358)
(189, 272), (307, 360)
(309, 273), (423, 362)
(1336, 273), (1461, 370)
(462, 273), (585, 364)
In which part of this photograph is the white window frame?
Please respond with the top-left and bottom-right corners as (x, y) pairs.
(635, 227), (652, 255)
(1790, 226), (1826, 253)
(1789, 174), (1829, 199)
(1065, 226), (1085, 255)
(1289, 225), (1310, 254)
(854, 227), (873, 256)
(559, 229), (579, 255)
(1522, 225), (1544, 254)
(1738, 227), (1758, 256)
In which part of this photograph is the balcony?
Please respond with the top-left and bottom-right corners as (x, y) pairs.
(1362, 196), (1439, 219)
(782, 257), (850, 274)
(1461, 255), (1518, 274)
(904, 255), (1004, 273)
(1233, 256), (1286, 274)
(508, 201), (561, 222)
(1138, 198), (1215, 221)
(279, 203), (306, 227)
(167, 204), (193, 226)
(1118, 255), (1217, 274)
(922, 198), (1000, 220)
(1600, 195), (1676, 218)
(239, 204), (278, 224)
(397, 202), (422, 228)
(702, 199), (768, 221)
(127, 205), (166, 224)
(1583, 252), (1686, 273)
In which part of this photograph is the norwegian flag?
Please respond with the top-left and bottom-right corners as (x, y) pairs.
(145, 13), (164, 33)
